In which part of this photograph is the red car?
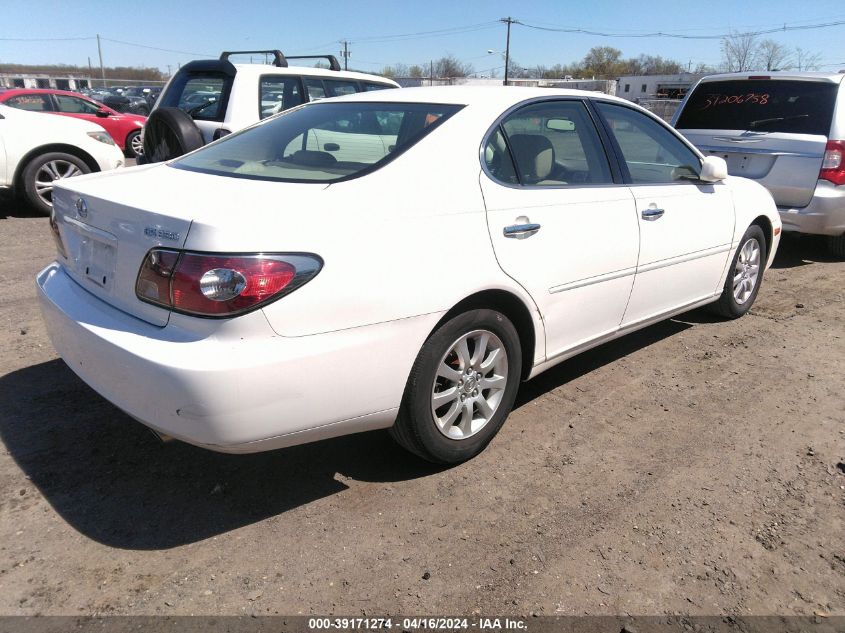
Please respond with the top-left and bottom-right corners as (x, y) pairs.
(0, 89), (146, 158)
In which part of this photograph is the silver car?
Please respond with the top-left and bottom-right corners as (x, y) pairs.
(673, 72), (845, 256)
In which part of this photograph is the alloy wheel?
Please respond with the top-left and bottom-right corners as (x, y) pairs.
(34, 160), (83, 206)
(431, 329), (509, 440)
(732, 238), (761, 305)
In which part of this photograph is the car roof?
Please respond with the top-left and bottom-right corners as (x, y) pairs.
(230, 63), (399, 86)
(696, 71), (845, 84)
(0, 88), (95, 98)
(327, 85), (632, 108)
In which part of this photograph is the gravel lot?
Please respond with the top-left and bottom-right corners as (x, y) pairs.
(0, 193), (843, 617)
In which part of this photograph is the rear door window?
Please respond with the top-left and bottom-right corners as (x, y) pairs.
(259, 76), (303, 119)
(323, 79), (359, 97)
(53, 95), (101, 114)
(363, 82), (393, 92)
(676, 79), (838, 135)
(304, 78), (327, 101)
(498, 100), (613, 185)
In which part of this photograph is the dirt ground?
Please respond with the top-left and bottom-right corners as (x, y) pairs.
(0, 195), (843, 618)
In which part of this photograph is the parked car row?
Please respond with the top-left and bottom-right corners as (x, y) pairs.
(0, 88), (146, 158)
(0, 104), (124, 214)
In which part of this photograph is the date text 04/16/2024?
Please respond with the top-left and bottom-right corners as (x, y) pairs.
(307, 618), (528, 630)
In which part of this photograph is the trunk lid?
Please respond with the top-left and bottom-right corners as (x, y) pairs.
(675, 77), (840, 208)
(52, 166), (193, 326)
(52, 164), (328, 326)
(681, 129), (827, 208)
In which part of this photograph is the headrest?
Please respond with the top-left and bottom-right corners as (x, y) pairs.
(507, 134), (554, 182)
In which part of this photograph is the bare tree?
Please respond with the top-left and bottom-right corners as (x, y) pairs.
(433, 55), (473, 78)
(794, 47), (822, 71)
(380, 63), (411, 78)
(581, 46), (624, 78)
(625, 54), (683, 75)
(721, 31), (760, 72)
(758, 40), (792, 71)
(408, 65), (425, 79)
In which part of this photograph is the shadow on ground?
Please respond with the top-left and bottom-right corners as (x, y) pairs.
(0, 315), (691, 551)
(771, 233), (839, 269)
(0, 192), (41, 220)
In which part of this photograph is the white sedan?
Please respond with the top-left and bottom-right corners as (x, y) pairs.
(0, 104), (124, 214)
(37, 87), (781, 464)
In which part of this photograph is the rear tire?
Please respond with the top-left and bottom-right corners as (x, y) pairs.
(21, 152), (91, 215)
(709, 225), (766, 319)
(827, 234), (845, 258)
(390, 309), (522, 464)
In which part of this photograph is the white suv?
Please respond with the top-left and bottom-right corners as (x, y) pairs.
(142, 50), (399, 162)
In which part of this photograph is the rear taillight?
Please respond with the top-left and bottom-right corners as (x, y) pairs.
(136, 250), (322, 317)
(820, 140), (845, 185)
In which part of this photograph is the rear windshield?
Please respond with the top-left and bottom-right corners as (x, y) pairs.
(173, 101), (462, 183)
(159, 72), (232, 122)
(675, 79), (837, 135)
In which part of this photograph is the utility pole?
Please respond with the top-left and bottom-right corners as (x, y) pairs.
(501, 17), (515, 86)
(96, 34), (106, 88)
(340, 40), (350, 70)
(430, 60), (434, 86)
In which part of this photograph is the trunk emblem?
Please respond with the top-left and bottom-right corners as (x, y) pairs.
(144, 227), (181, 241)
(75, 197), (88, 218)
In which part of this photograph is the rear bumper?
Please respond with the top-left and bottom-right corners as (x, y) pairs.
(36, 263), (436, 453)
(779, 181), (845, 236)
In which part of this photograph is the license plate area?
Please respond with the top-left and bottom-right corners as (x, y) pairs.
(708, 150), (776, 179)
(63, 218), (118, 291)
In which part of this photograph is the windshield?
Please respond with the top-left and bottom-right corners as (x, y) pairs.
(173, 101), (463, 183)
(676, 79), (837, 135)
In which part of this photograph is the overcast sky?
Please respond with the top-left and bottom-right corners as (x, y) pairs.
(2, 0), (844, 75)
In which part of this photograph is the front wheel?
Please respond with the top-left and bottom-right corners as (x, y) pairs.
(125, 130), (144, 158)
(21, 152), (91, 215)
(709, 225), (767, 319)
(390, 309), (522, 464)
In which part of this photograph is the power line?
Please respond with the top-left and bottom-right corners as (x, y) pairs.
(517, 18), (845, 40)
(349, 21), (500, 44)
(100, 37), (214, 57)
(0, 36), (94, 41)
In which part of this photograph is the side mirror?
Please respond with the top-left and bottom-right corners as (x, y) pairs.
(699, 155), (728, 182)
(96, 108), (111, 118)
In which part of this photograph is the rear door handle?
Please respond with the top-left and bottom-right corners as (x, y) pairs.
(641, 207), (665, 221)
(503, 223), (541, 239)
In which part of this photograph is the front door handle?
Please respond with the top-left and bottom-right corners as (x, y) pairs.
(641, 207), (665, 221)
(504, 216), (541, 239)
